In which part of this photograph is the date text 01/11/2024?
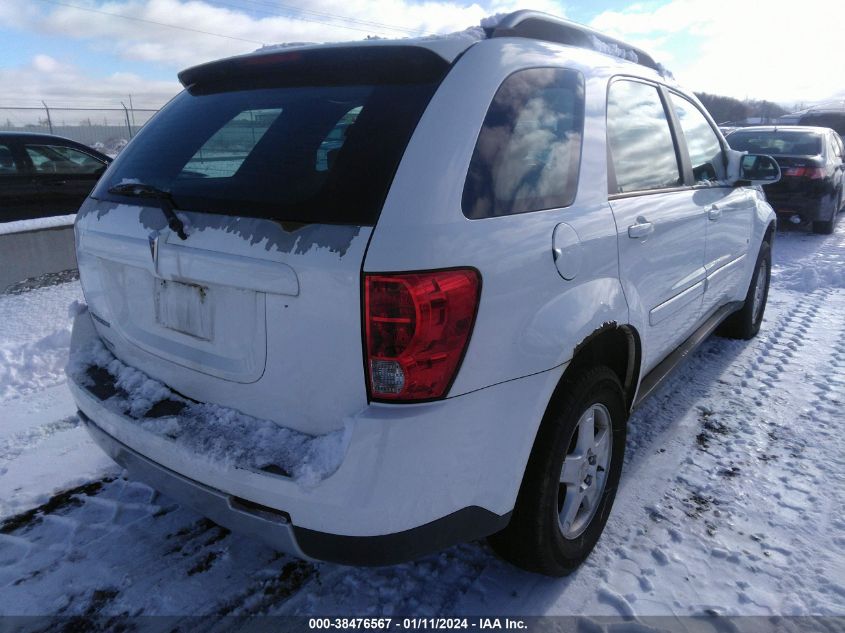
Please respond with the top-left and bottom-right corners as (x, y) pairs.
(308, 618), (528, 630)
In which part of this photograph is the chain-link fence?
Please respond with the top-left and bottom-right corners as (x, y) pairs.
(0, 104), (159, 155)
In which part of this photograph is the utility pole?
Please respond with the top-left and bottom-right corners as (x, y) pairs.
(41, 100), (53, 134)
(120, 101), (133, 139)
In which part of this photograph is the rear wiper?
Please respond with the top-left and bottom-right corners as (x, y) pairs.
(107, 182), (188, 240)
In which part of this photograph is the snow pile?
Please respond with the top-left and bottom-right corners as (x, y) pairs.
(0, 328), (72, 402)
(0, 282), (83, 402)
(67, 336), (352, 488)
(0, 214), (75, 236)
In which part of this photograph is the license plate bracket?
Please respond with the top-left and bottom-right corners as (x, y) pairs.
(154, 279), (213, 341)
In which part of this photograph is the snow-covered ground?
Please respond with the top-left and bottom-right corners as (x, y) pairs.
(0, 222), (844, 621)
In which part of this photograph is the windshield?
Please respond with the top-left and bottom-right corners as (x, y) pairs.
(726, 130), (823, 156)
(94, 80), (440, 225)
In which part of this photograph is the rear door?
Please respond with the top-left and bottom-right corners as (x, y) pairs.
(0, 140), (42, 222)
(668, 92), (752, 313)
(23, 142), (107, 216)
(606, 78), (707, 373)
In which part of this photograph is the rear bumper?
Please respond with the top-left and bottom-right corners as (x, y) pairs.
(81, 413), (509, 565)
(764, 188), (830, 222)
(69, 309), (560, 564)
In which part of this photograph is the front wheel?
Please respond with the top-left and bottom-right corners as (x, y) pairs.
(488, 367), (627, 576)
(718, 240), (771, 340)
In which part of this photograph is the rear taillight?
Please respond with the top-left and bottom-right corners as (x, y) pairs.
(784, 166), (824, 179)
(364, 269), (481, 402)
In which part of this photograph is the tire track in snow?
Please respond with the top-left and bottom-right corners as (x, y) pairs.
(0, 415), (81, 473)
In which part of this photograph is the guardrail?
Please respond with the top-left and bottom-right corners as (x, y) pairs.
(0, 215), (77, 293)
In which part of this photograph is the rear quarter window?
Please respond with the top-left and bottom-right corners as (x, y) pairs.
(462, 68), (585, 219)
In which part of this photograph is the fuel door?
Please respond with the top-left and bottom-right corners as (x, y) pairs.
(552, 222), (583, 281)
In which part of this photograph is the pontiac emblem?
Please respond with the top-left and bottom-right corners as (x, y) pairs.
(148, 231), (160, 269)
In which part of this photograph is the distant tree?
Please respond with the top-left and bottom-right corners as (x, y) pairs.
(695, 92), (748, 124)
(695, 92), (788, 124)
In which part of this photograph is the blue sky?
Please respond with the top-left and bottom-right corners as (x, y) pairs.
(0, 0), (841, 109)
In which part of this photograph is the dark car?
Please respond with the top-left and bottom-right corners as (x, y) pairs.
(0, 132), (112, 223)
(726, 126), (845, 233)
(798, 107), (845, 137)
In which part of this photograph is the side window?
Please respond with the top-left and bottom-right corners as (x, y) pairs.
(0, 144), (18, 174)
(25, 144), (105, 175)
(606, 80), (681, 193)
(670, 94), (726, 183)
(829, 134), (842, 161)
(181, 108), (282, 178)
(462, 68), (585, 219)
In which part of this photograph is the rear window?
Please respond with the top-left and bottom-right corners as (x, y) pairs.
(95, 52), (445, 225)
(726, 130), (823, 156)
(462, 68), (585, 219)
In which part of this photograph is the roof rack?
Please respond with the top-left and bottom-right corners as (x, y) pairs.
(487, 10), (665, 76)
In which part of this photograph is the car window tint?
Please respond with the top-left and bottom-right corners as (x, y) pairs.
(96, 80), (440, 225)
(462, 68), (585, 219)
(0, 144), (17, 174)
(670, 94), (726, 183)
(607, 80), (681, 193)
(26, 144), (105, 175)
(726, 131), (822, 156)
(182, 108), (282, 178)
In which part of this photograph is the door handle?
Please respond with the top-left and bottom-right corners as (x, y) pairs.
(627, 220), (654, 239)
(707, 205), (722, 221)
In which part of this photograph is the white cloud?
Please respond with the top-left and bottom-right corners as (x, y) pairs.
(0, 55), (181, 110)
(0, 0), (565, 106)
(590, 0), (845, 104)
(4, 0), (564, 69)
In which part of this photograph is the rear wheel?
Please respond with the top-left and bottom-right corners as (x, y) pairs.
(813, 198), (838, 233)
(718, 240), (771, 340)
(813, 218), (835, 234)
(488, 367), (626, 576)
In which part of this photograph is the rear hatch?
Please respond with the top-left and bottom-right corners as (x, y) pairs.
(75, 46), (448, 435)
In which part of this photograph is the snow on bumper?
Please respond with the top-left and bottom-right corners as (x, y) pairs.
(67, 308), (562, 561)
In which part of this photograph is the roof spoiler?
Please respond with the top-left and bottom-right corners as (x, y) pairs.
(487, 10), (666, 76)
(177, 45), (450, 89)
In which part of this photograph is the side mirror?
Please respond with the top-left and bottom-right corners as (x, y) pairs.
(725, 148), (782, 186)
(737, 154), (781, 186)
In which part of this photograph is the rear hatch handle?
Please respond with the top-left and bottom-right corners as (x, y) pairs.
(107, 182), (189, 240)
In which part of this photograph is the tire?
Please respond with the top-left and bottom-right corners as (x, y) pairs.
(813, 218), (834, 234)
(813, 197), (838, 234)
(488, 366), (627, 576)
(718, 240), (771, 340)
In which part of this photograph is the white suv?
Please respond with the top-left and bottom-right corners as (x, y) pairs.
(67, 11), (780, 575)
